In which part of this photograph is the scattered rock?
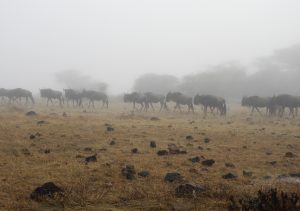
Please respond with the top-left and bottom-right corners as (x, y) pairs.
(62, 112), (67, 117)
(222, 172), (237, 179)
(175, 183), (206, 198)
(189, 156), (201, 163)
(29, 134), (36, 140)
(164, 172), (183, 183)
(285, 152), (295, 158)
(44, 149), (50, 154)
(84, 147), (92, 151)
(150, 117), (160, 121)
(201, 159), (215, 167)
(186, 135), (193, 140)
(85, 154), (97, 163)
(30, 182), (63, 201)
(109, 140), (116, 145)
(37, 120), (46, 125)
(131, 148), (138, 153)
(150, 141), (156, 148)
(21, 148), (31, 156)
(157, 150), (169, 156)
(122, 165), (136, 180)
(198, 146), (203, 150)
(225, 162), (235, 168)
(204, 138), (210, 143)
(289, 173), (300, 178)
(138, 170), (150, 178)
(168, 144), (186, 154)
(107, 126), (114, 132)
(267, 161), (277, 166)
(243, 170), (253, 177)
(26, 111), (37, 116)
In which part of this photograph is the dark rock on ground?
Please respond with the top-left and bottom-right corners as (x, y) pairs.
(84, 147), (92, 151)
(289, 173), (300, 178)
(201, 159), (215, 167)
(21, 148), (31, 156)
(110, 140), (116, 145)
(37, 120), (46, 125)
(29, 134), (36, 140)
(222, 172), (237, 179)
(26, 111), (37, 116)
(122, 165), (136, 180)
(85, 154), (97, 163)
(198, 146), (203, 150)
(138, 170), (150, 177)
(186, 135), (193, 140)
(150, 141), (156, 148)
(225, 162), (235, 168)
(30, 182), (63, 201)
(44, 149), (50, 154)
(189, 156), (201, 163)
(285, 152), (295, 158)
(107, 126), (114, 132)
(168, 144), (187, 155)
(62, 112), (67, 117)
(175, 183), (206, 198)
(131, 148), (138, 153)
(164, 172), (183, 183)
(157, 150), (169, 156)
(243, 170), (253, 177)
(204, 138), (210, 143)
(150, 117), (160, 121)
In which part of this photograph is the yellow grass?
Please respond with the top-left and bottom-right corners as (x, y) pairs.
(0, 103), (300, 210)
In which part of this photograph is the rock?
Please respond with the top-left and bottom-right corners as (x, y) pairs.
(30, 182), (63, 201)
(204, 138), (210, 143)
(267, 161), (277, 165)
(150, 117), (160, 121)
(107, 126), (114, 132)
(37, 120), (46, 125)
(164, 172), (183, 183)
(44, 149), (50, 154)
(85, 154), (97, 163)
(150, 141), (156, 148)
(110, 140), (116, 145)
(201, 159), (215, 167)
(62, 112), (67, 117)
(175, 183), (206, 198)
(225, 162), (235, 168)
(21, 148), (31, 156)
(29, 134), (36, 140)
(168, 144), (187, 154)
(84, 147), (92, 151)
(243, 170), (253, 177)
(157, 150), (169, 156)
(186, 135), (193, 140)
(131, 148), (138, 153)
(289, 173), (300, 178)
(138, 170), (150, 177)
(26, 111), (37, 116)
(122, 165), (136, 180)
(189, 156), (201, 163)
(285, 152), (295, 158)
(222, 173), (237, 179)
(198, 146), (203, 150)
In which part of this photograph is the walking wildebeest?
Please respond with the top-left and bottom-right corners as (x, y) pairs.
(194, 94), (226, 116)
(166, 92), (194, 113)
(82, 90), (109, 108)
(124, 92), (148, 111)
(269, 94), (300, 117)
(64, 89), (82, 107)
(40, 89), (64, 106)
(144, 92), (168, 112)
(241, 96), (271, 115)
(6, 88), (35, 105)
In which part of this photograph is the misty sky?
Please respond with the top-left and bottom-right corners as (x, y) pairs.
(0, 0), (299, 94)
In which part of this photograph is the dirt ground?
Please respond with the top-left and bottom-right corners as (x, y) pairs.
(0, 102), (300, 210)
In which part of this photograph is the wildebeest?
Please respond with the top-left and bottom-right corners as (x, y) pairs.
(166, 92), (194, 113)
(82, 90), (109, 108)
(63, 89), (82, 107)
(124, 92), (148, 111)
(269, 94), (300, 117)
(241, 96), (271, 115)
(6, 88), (35, 104)
(40, 89), (64, 106)
(0, 88), (8, 103)
(194, 94), (226, 116)
(144, 92), (168, 112)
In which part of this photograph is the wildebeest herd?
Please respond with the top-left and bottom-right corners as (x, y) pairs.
(0, 87), (300, 117)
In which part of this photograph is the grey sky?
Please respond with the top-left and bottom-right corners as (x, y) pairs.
(0, 0), (299, 94)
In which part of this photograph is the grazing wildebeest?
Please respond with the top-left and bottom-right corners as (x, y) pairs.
(166, 92), (194, 113)
(40, 89), (64, 106)
(144, 92), (168, 112)
(0, 88), (8, 103)
(64, 89), (82, 107)
(6, 88), (35, 104)
(241, 96), (271, 115)
(124, 92), (148, 111)
(269, 94), (300, 117)
(82, 90), (109, 108)
(194, 94), (226, 116)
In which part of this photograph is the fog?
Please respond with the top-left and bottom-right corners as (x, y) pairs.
(0, 0), (300, 95)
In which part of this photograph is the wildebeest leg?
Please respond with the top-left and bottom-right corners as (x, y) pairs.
(133, 101), (136, 110)
(251, 107), (255, 115)
(255, 107), (262, 116)
(92, 101), (95, 108)
(150, 103), (155, 111)
(178, 104), (182, 113)
(204, 106), (207, 117)
(50, 98), (53, 105)
(289, 107), (295, 118)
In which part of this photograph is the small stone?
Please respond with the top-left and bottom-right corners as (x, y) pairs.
(175, 183), (206, 198)
(243, 170), (253, 177)
(204, 138), (210, 143)
(138, 171), (150, 177)
(157, 150), (169, 156)
(131, 148), (138, 153)
(285, 152), (295, 158)
(186, 135), (193, 140)
(44, 149), (50, 154)
(29, 134), (36, 140)
(85, 154), (97, 163)
(222, 173), (237, 179)
(150, 141), (156, 148)
(201, 159), (215, 167)
(225, 162), (235, 168)
(122, 165), (136, 180)
(107, 126), (114, 132)
(110, 141), (116, 145)
(164, 172), (183, 183)
(26, 111), (37, 116)
(189, 156), (201, 163)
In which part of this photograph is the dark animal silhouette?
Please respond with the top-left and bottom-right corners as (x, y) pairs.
(124, 92), (148, 111)
(194, 94), (226, 116)
(166, 92), (194, 113)
(82, 90), (109, 108)
(269, 94), (300, 117)
(40, 89), (64, 106)
(144, 92), (168, 111)
(63, 89), (82, 107)
(6, 88), (35, 105)
(241, 96), (271, 115)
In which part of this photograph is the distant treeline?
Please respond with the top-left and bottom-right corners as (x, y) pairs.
(132, 44), (300, 100)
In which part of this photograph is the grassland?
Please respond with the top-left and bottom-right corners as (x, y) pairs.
(0, 103), (300, 210)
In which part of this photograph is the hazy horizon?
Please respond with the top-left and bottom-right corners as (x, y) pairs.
(1, 0), (300, 94)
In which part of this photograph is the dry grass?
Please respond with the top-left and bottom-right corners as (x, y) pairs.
(0, 103), (300, 210)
